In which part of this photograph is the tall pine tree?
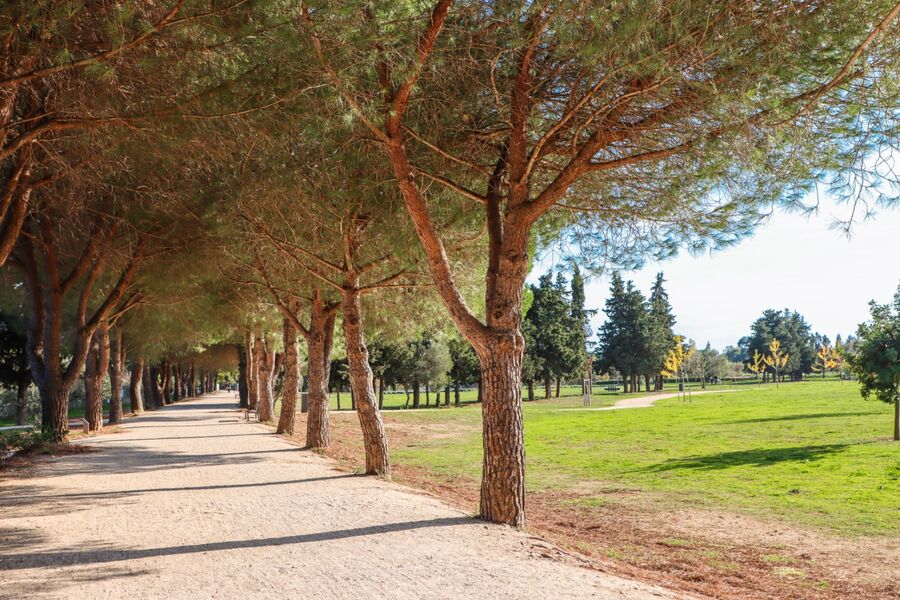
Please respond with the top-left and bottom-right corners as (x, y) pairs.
(646, 273), (677, 390)
(596, 274), (651, 393)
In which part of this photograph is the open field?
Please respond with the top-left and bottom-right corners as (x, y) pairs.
(297, 379), (900, 600)
(1, 383), (597, 427)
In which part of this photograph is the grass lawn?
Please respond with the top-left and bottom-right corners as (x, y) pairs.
(307, 378), (898, 599)
(374, 380), (898, 536)
(0, 402), (137, 428)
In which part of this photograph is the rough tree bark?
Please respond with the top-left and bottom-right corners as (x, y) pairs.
(129, 358), (144, 414)
(161, 362), (171, 405)
(255, 333), (275, 422)
(246, 332), (257, 410)
(304, 295), (336, 449)
(150, 366), (163, 408)
(172, 364), (181, 402)
(238, 341), (249, 409)
(108, 328), (125, 424)
(276, 315), (300, 434)
(84, 323), (110, 432)
(142, 365), (154, 409)
(341, 285), (389, 476)
(261, 288), (337, 449)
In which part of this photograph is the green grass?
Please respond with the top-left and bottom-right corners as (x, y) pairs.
(0, 402), (135, 428)
(376, 380), (899, 536)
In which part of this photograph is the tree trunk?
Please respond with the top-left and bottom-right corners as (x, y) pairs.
(527, 379), (534, 401)
(336, 386), (341, 410)
(444, 384), (450, 406)
(238, 341), (249, 409)
(476, 343), (526, 528)
(894, 398), (899, 442)
(84, 324), (109, 432)
(644, 374), (651, 392)
(255, 333), (275, 422)
(425, 382), (430, 407)
(174, 364), (182, 402)
(162, 362), (172, 405)
(454, 382), (460, 407)
(43, 385), (70, 442)
(341, 287), (389, 476)
(477, 378), (483, 403)
(544, 370), (551, 399)
(130, 359), (144, 414)
(555, 376), (560, 398)
(277, 316), (300, 435)
(151, 366), (164, 408)
(142, 365), (154, 410)
(413, 382), (420, 408)
(14, 377), (28, 426)
(304, 298), (335, 449)
(108, 330), (125, 424)
(378, 378), (384, 409)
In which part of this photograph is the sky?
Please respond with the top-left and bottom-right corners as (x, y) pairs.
(533, 201), (900, 350)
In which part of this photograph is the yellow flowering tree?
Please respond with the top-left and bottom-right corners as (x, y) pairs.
(763, 339), (790, 387)
(662, 337), (694, 399)
(747, 349), (766, 380)
(812, 344), (839, 378)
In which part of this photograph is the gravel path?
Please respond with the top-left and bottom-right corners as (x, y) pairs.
(0, 393), (694, 599)
(562, 389), (737, 411)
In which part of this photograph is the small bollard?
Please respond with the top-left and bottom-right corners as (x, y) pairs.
(81, 418), (89, 434)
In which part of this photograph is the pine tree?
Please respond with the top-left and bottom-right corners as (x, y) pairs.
(526, 272), (580, 398)
(596, 274), (651, 393)
(646, 273), (677, 390)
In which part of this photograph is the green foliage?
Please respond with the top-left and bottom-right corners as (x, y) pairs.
(744, 310), (817, 379)
(448, 336), (480, 387)
(595, 273), (650, 377)
(0, 313), (28, 389)
(525, 271), (584, 386)
(848, 284), (900, 405)
(0, 428), (51, 458)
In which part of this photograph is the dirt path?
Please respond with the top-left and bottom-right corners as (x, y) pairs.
(0, 393), (696, 599)
(563, 389), (737, 411)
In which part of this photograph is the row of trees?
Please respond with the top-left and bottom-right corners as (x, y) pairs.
(732, 311), (858, 382)
(1, 1), (898, 528)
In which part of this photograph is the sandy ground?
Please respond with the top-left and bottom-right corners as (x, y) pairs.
(0, 393), (697, 600)
(561, 389), (737, 411)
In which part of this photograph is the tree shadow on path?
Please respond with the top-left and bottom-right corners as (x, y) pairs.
(1, 473), (360, 506)
(0, 516), (474, 571)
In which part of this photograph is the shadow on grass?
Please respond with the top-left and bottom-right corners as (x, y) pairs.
(0, 516), (473, 570)
(642, 443), (850, 472)
(725, 411), (882, 425)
